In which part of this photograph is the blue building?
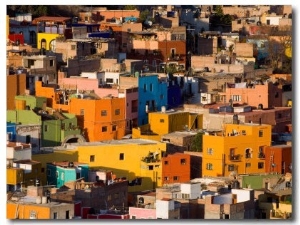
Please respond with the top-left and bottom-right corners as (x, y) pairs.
(7, 122), (17, 142)
(46, 161), (89, 188)
(167, 81), (182, 109)
(138, 74), (168, 126)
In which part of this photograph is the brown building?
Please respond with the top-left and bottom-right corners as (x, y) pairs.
(7, 73), (27, 110)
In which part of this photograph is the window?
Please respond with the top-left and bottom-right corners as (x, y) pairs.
(259, 130), (263, 137)
(47, 169), (51, 176)
(50, 60), (54, 67)
(206, 163), (213, 170)
(231, 95), (241, 102)
(26, 135), (31, 144)
(148, 165), (153, 170)
(246, 163), (251, 167)
(182, 193), (190, 199)
(61, 172), (64, 180)
(71, 45), (76, 50)
(101, 110), (107, 116)
(144, 84), (147, 92)
(164, 161), (169, 165)
(56, 171), (59, 178)
(160, 94), (164, 99)
(258, 146), (265, 158)
(119, 153), (124, 160)
(241, 130), (246, 135)
(150, 83), (153, 92)
(181, 159), (186, 165)
(173, 176), (179, 181)
(44, 125), (48, 132)
(29, 210), (37, 219)
(228, 164), (235, 171)
(7, 132), (12, 141)
(245, 148), (251, 158)
(207, 148), (213, 155)
(112, 125), (117, 131)
(164, 177), (169, 181)
(41, 168), (45, 173)
(160, 119), (164, 123)
(90, 155), (95, 162)
(258, 162), (264, 169)
(106, 78), (113, 83)
(102, 126), (107, 132)
(132, 216), (136, 219)
(80, 109), (84, 115)
(115, 109), (120, 115)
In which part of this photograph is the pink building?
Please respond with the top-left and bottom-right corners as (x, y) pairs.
(223, 81), (282, 109)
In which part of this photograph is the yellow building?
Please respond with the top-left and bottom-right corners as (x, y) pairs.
(132, 110), (203, 141)
(37, 33), (61, 50)
(75, 139), (167, 192)
(39, 139), (167, 192)
(32, 149), (78, 186)
(202, 123), (272, 177)
(7, 168), (24, 186)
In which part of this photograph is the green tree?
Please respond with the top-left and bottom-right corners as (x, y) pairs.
(215, 5), (223, 16)
(191, 132), (204, 152)
(139, 9), (151, 23)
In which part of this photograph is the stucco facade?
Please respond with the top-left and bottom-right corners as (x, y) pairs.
(202, 123), (272, 177)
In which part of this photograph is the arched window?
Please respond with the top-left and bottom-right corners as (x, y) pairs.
(41, 38), (46, 49)
(245, 148), (252, 159)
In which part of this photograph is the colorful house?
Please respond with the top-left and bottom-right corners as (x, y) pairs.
(223, 81), (283, 109)
(264, 145), (292, 174)
(46, 139), (168, 193)
(46, 161), (89, 188)
(161, 152), (191, 185)
(138, 74), (168, 126)
(7, 185), (75, 219)
(132, 109), (202, 141)
(35, 81), (126, 142)
(7, 95), (82, 147)
(7, 73), (26, 110)
(6, 122), (17, 141)
(33, 16), (72, 51)
(202, 122), (272, 177)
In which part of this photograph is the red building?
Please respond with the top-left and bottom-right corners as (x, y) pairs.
(162, 152), (191, 185)
(264, 145), (292, 174)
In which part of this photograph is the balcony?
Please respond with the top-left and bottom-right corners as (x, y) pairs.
(228, 154), (241, 161)
(167, 54), (183, 61)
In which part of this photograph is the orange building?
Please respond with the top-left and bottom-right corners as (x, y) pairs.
(7, 73), (27, 110)
(69, 96), (126, 142)
(162, 152), (191, 185)
(35, 81), (126, 142)
(264, 145), (292, 174)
